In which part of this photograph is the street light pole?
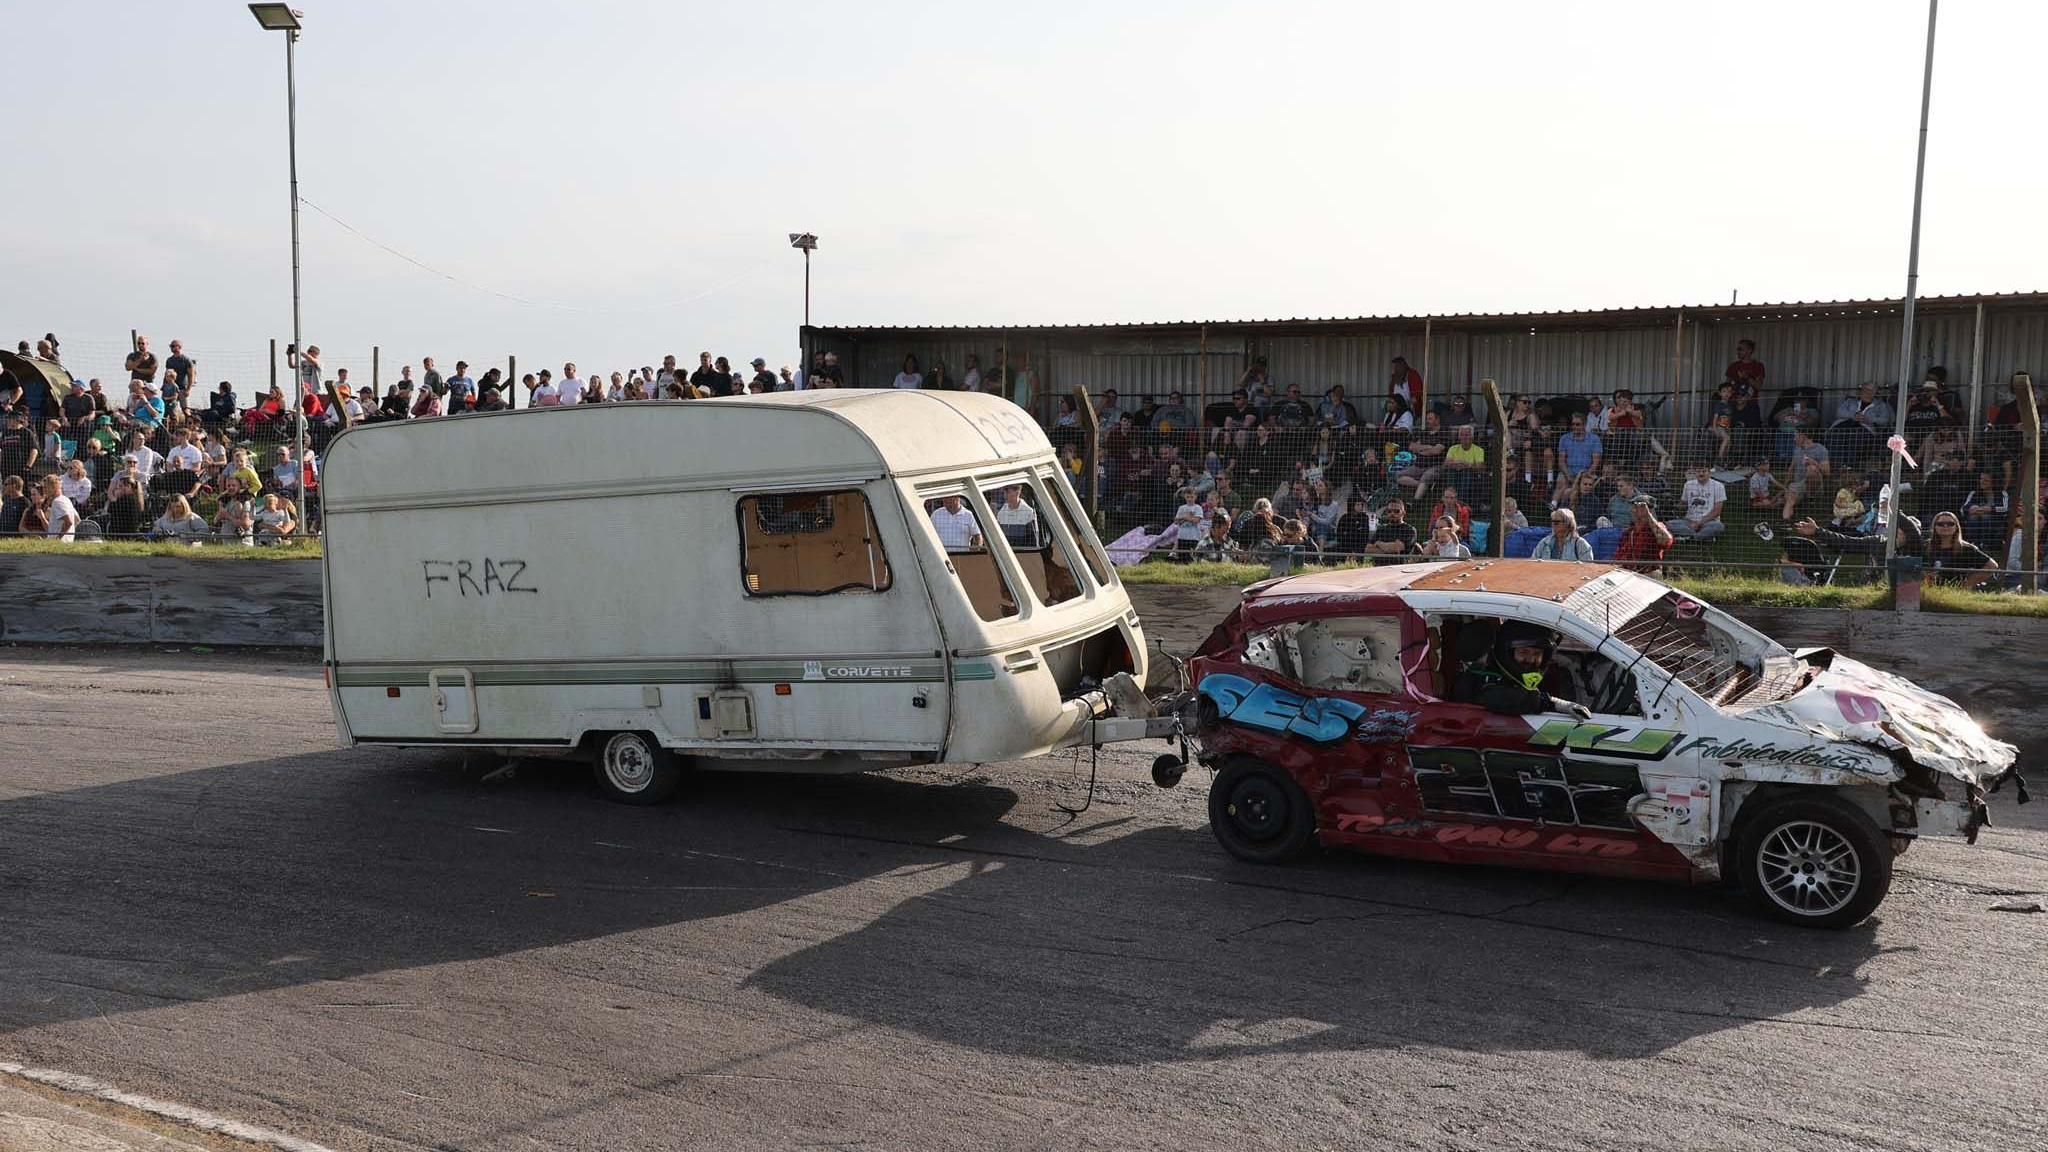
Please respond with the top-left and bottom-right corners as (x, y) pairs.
(286, 24), (307, 532)
(1884, 0), (1938, 565)
(789, 233), (818, 387)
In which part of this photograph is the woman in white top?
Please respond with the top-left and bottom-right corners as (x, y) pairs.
(152, 494), (209, 540)
(893, 355), (925, 390)
(39, 476), (80, 542)
(60, 458), (94, 508)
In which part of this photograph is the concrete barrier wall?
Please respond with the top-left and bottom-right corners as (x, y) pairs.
(0, 556), (323, 648)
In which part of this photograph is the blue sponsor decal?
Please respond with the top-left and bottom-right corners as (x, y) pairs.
(1200, 673), (1369, 743)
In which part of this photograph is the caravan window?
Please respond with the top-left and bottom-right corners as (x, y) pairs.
(923, 492), (1020, 621)
(737, 490), (892, 596)
(1039, 467), (1112, 586)
(980, 479), (1082, 606)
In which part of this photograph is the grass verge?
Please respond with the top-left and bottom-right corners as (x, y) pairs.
(0, 538), (321, 560)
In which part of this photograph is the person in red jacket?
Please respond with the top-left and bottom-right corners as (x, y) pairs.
(1613, 495), (1673, 573)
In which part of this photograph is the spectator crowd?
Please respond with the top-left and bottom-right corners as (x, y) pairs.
(1, 329), (2036, 590)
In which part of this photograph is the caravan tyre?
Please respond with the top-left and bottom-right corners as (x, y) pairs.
(594, 731), (682, 805)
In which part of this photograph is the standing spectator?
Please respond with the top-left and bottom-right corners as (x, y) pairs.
(656, 354), (681, 390)
(0, 475), (25, 536)
(162, 339), (195, 411)
(1550, 413), (1602, 509)
(1666, 464), (1727, 542)
(1959, 473), (2009, 553)
(1725, 338), (1766, 395)
(421, 357), (445, 404)
(527, 373), (559, 407)
(1613, 497), (1673, 572)
(892, 355), (924, 390)
(749, 358), (778, 393)
(0, 407), (38, 478)
(1780, 428), (1830, 521)
(960, 353), (982, 394)
(39, 475), (79, 541)
(690, 352), (724, 397)
(447, 361), (477, 412)
(1531, 507), (1594, 561)
(1168, 488), (1204, 560)
(606, 372), (627, 402)
(813, 351), (846, 388)
(558, 363), (584, 406)
(1389, 356), (1423, 406)
(779, 365), (798, 391)
(288, 343), (322, 406)
(125, 335), (159, 383)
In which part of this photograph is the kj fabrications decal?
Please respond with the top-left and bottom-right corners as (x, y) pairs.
(1672, 734), (1889, 776)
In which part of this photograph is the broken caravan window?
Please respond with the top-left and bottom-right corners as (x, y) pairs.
(1615, 590), (1801, 707)
(921, 489), (1020, 622)
(737, 490), (892, 596)
(1037, 466), (1113, 586)
(980, 476), (1083, 606)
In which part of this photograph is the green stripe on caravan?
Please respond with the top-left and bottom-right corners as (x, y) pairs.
(1527, 720), (1680, 760)
(332, 658), (997, 689)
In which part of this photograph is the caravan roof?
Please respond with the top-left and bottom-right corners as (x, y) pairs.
(321, 391), (1055, 512)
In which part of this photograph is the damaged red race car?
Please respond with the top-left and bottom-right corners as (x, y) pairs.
(1162, 560), (2027, 928)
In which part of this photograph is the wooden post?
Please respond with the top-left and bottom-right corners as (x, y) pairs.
(130, 328), (139, 353)
(1074, 382), (1101, 523)
(507, 355), (517, 409)
(1482, 377), (1509, 558)
(269, 338), (278, 394)
(2018, 372), (2039, 593)
(1966, 302), (1986, 447)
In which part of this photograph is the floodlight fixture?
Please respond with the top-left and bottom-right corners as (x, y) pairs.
(248, 4), (303, 31)
(788, 232), (818, 252)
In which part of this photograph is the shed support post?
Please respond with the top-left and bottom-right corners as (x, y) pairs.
(1482, 377), (1509, 558)
(2018, 373), (2039, 594)
(1074, 383), (1101, 524)
(1966, 302), (1986, 446)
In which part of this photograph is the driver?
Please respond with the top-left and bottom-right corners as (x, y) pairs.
(1451, 621), (1591, 718)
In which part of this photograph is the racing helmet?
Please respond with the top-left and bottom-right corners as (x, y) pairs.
(1495, 621), (1555, 689)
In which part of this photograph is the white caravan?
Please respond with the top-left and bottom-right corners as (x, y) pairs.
(320, 392), (1166, 802)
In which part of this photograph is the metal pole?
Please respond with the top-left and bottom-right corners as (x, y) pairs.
(507, 355), (516, 408)
(1420, 317), (1432, 416)
(286, 28), (307, 533)
(1884, 0), (1938, 565)
(803, 248), (811, 327)
(372, 345), (380, 393)
(1481, 377), (1509, 557)
(269, 338), (278, 393)
(2018, 374), (2039, 594)
(1966, 301), (1985, 447)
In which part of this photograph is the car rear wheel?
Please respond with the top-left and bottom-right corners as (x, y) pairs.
(593, 730), (681, 805)
(1209, 758), (1317, 864)
(1736, 793), (1891, 929)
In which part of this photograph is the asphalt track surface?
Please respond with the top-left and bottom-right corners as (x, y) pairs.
(3, 646), (2045, 1152)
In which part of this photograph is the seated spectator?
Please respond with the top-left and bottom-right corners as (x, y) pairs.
(1549, 413), (1602, 509)
(1780, 429), (1829, 520)
(1434, 392), (1481, 433)
(1317, 386), (1359, 432)
(242, 385), (288, 435)
(1275, 478), (1313, 523)
(413, 379), (447, 416)
(474, 388), (507, 412)
(1583, 393), (1609, 434)
(1828, 381), (1890, 465)
(1395, 411), (1448, 500)
(214, 479), (256, 542)
(1192, 511), (1240, 562)
(254, 492), (297, 542)
(1364, 498), (1418, 562)
(151, 493), (209, 541)
(1746, 458), (1778, 508)
(1901, 379), (1951, 439)
(1269, 518), (1319, 565)
(1613, 496), (1673, 572)
(1442, 422), (1484, 484)
(272, 446), (301, 500)
(1431, 486), (1471, 539)
(1565, 471), (1604, 530)
(36, 475), (79, 541)
(1233, 498), (1281, 551)
(1424, 516), (1471, 560)
(123, 431), (162, 485)
(1958, 473), (2008, 553)
(1153, 390), (1196, 432)
(1924, 510), (1997, 588)
(1503, 394), (1547, 478)
(203, 381), (239, 429)
(59, 458), (93, 511)
(380, 382), (413, 420)
(1269, 384), (1315, 430)
(87, 414), (121, 458)
(1531, 507), (1594, 561)
(1208, 472), (1240, 520)
(126, 380), (166, 430)
(102, 476), (146, 537)
(1667, 464), (1727, 543)
(1607, 475), (1646, 526)
(1332, 493), (1374, 556)
(1376, 391), (1415, 445)
(1828, 487), (1866, 531)
(16, 481), (49, 536)
(1499, 496), (1528, 533)
(1916, 424), (1972, 515)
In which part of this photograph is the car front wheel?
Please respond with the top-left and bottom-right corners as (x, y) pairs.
(1736, 793), (1892, 929)
(1209, 758), (1317, 864)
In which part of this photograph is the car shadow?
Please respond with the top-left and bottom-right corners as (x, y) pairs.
(3, 749), (1886, 1068)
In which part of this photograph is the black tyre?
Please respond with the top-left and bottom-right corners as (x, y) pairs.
(1734, 792), (1892, 929)
(593, 730), (682, 806)
(1209, 758), (1317, 864)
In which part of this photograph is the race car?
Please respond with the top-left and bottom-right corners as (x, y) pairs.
(1168, 559), (2027, 928)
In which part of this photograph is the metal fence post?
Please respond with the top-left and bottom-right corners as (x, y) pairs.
(269, 338), (278, 393)
(507, 355), (517, 409)
(2018, 372), (2039, 593)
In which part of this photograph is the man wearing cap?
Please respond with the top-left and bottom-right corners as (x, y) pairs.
(87, 414), (121, 457)
(1613, 495), (1674, 572)
(60, 378), (96, 436)
(749, 357), (777, 393)
(0, 408), (37, 479)
(446, 361), (476, 413)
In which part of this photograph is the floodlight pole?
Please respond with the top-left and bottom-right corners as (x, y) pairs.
(1884, 0), (1938, 565)
(286, 25), (307, 531)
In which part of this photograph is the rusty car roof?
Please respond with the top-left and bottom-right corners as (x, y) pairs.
(1247, 560), (1622, 605)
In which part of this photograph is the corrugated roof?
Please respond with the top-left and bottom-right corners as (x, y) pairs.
(817, 289), (2048, 336)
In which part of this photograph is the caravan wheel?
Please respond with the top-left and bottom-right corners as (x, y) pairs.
(594, 731), (682, 805)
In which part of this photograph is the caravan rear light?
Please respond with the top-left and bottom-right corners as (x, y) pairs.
(774, 683), (792, 695)
(386, 686), (401, 698)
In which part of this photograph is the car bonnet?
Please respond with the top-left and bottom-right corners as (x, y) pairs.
(1748, 654), (2017, 787)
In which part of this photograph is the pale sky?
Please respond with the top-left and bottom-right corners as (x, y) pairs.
(4, 0), (2044, 391)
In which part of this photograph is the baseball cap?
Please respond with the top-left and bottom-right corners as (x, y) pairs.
(751, 357), (766, 367)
